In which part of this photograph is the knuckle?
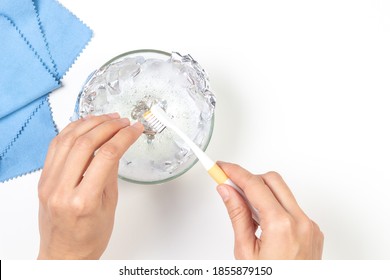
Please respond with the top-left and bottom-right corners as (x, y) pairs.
(74, 135), (94, 150)
(57, 132), (77, 147)
(248, 173), (260, 185)
(99, 143), (120, 160)
(298, 217), (314, 235)
(280, 215), (294, 229)
(318, 229), (325, 242)
(72, 195), (98, 216)
(312, 220), (324, 240)
(69, 196), (90, 215)
(47, 193), (93, 216)
(263, 171), (282, 181)
(270, 214), (295, 233)
(37, 187), (50, 203)
(228, 204), (248, 223)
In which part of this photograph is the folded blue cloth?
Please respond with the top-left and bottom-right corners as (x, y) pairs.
(0, 97), (58, 182)
(0, 0), (57, 77)
(34, 0), (93, 77)
(0, 15), (60, 118)
(0, 0), (92, 183)
(0, 95), (50, 155)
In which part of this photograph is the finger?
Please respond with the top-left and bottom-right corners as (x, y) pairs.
(61, 118), (132, 188)
(44, 114), (120, 183)
(40, 118), (86, 179)
(217, 162), (286, 219)
(43, 114), (118, 168)
(81, 122), (144, 196)
(259, 172), (305, 218)
(217, 184), (257, 257)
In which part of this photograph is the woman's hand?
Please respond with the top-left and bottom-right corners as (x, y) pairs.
(37, 114), (143, 259)
(217, 162), (324, 259)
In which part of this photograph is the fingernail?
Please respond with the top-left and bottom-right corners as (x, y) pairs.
(119, 117), (130, 125)
(108, 112), (120, 119)
(131, 121), (144, 131)
(217, 185), (230, 202)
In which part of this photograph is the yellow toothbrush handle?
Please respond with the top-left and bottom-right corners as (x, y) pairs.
(208, 164), (260, 225)
(208, 163), (228, 184)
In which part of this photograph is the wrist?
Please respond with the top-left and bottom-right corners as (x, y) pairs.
(37, 248), (76, 260)
(37, 247), (101, 260)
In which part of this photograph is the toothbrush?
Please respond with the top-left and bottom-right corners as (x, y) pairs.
(144, 105), (260, 225)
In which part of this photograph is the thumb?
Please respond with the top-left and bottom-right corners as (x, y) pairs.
(217, 184), (257, 258)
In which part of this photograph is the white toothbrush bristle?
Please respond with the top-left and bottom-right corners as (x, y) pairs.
(143, 110), (166, 133)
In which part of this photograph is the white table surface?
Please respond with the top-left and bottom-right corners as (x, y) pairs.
(1, 0), (390, 259)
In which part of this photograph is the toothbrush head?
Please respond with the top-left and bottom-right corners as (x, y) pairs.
(143, 107), (166, 134)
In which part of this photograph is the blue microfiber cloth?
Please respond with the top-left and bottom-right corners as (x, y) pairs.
(0, 0), (92, 183)
(0, 97), (58, 182)
(0, 0), (57, 77)
(0, 96), (50, 155)
(0, 15), (60, 118)
(0, 14), (59, 156)
(33, 0), (93, 77)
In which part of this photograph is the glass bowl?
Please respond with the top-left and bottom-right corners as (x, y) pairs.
(73, 49), (216, 184)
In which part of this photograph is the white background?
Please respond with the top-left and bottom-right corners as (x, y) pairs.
(1, 0), (390, 259)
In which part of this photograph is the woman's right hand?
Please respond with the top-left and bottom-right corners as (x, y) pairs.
(216, 162), (324, 259)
